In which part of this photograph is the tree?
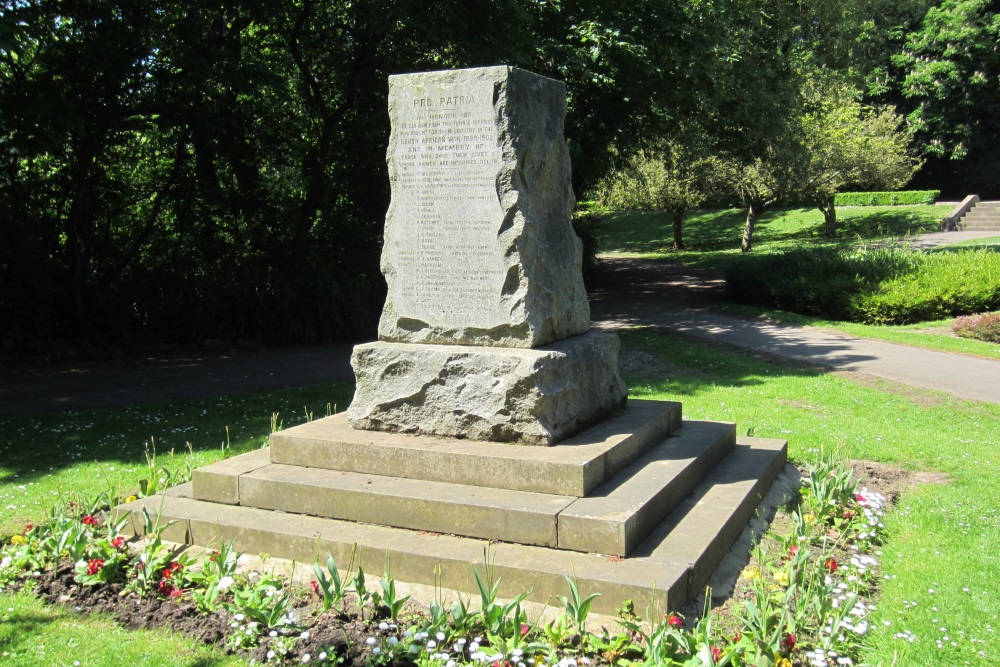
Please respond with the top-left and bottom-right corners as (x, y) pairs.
(797, 76), (919, 237)
(593, 135), (715, 249)
(893, 0), (1000, 193)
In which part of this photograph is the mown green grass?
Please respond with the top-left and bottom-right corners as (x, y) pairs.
(620, 330), (999, 666)
(0, 591), (243, 666)
(936, 235), (1000, 250)
(0, 381), (355, 538)
(596, 204), (951, 266)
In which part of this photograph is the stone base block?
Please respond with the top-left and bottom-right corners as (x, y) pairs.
(347, 331), (628, 445)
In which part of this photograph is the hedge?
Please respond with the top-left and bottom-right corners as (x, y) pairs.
(835, 190), (940, 207)
(725, 246), (1000, 325)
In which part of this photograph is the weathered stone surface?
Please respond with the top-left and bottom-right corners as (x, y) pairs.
(379, 66), (589, 348)
(270, 400), (681, 496)
(347, 331), (627, 445)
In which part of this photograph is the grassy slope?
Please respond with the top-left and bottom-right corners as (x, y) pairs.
(595, 204), (1000, 358)
(596, 204), (951, 265)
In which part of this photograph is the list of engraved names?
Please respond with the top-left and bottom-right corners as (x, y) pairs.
(387, 79), (506, 327)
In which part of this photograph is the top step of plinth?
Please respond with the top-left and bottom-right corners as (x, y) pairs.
(265, 399), (680, 497)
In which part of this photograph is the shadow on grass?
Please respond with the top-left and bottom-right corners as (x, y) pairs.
(597, 206), (948, 258)
(837, 209), (941, 238)
(617, 328), (827, 398)
(0, 380), (355, 488)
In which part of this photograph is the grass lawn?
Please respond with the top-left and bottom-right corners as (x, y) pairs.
(595, 204), (951, 265)
(2, 330), (999, 664)
(0, 591), (244, 666)
(0, 381), (355, 538)
(935, 235), (1000, 250)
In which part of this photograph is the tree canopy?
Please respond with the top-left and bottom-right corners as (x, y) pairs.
(0, 0), (991, 352)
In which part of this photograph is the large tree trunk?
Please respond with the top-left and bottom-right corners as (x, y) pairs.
(672, 209), (685, 249)
(741, 200), (763, 252)
(821, 194), (837, 238)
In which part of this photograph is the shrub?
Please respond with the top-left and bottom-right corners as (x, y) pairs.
(952, 312), (1000, 343)
(726, 247), (1000, 324)
(851, 250), (1000, 324)
(835, 190), (939, 206)
(725, 245), (917, 320)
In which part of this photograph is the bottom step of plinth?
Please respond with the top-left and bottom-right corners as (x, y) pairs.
(116, 436), (786, 615)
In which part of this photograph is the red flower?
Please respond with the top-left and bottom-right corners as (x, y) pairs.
(210, 551), (221, 562)
(825, 557), (838, 573)
(855, 494), (866, 505)
(86, 559), (104, 576)
(309, 580), (320, 595)
(710, 646), (722, 663)
(170, 588), (184, 599)
(781, 633), (796, 651)
(23, 524), (33, 535)
(82, 515), (98, 526)
(520, 623), (530, 637)
(158, 579), (175, 597)
(788, 545), (799, 558)
(843, 510), (853, 519)
(111, 536), (126, 550)
(666, 614), (683, 628)
(732, 633), (742, 643)
(162, 562), (183, 579)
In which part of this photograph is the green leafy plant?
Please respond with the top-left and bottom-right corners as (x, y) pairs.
(376, 571), (410, 622)
(558, 575), (601, 635)
(187, 538), (242, 613)
(138, 438), (195, 497)
(227, 571), (297, 629)
(313, 553), (351, 612)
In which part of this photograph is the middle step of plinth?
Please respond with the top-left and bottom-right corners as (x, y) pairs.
(266, 399), (681, 497)
(193, 416), (735, 556)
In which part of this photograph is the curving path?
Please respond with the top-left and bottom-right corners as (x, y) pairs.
(588, 257), (1000, 404)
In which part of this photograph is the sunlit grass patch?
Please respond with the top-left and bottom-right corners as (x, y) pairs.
(0, 381), (354, 537)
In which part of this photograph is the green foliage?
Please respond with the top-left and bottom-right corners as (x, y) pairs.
(852, 249), (1000, 324)
(725, 245), (918, 320)
(726, 245), (1000, 324)
(0, 0), (729, 355)
(312, 553), (352, 612)
(556, 575), (601, 635)
(835, 190), (940, 206)
(187, 539), (242, 614)
(952, 312), (1000, 343)
(894, 0), (1000, 162)
(226, 570), (296, 630)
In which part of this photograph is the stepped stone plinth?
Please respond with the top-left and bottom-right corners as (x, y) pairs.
(117, 65), (788, 614)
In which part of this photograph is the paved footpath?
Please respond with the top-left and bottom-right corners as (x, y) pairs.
(2, 231), (998, 416)
(588, 256), (1000, 404)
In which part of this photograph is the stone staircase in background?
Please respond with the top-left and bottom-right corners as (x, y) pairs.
(950, 199), (1000, 231)
(118, 399), (786, 614)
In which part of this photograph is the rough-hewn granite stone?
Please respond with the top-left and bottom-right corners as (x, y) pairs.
(347, 332), (627, 445)
(378, 65), (589, 349)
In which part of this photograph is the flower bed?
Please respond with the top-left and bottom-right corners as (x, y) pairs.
(0, 454), (889, 666)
